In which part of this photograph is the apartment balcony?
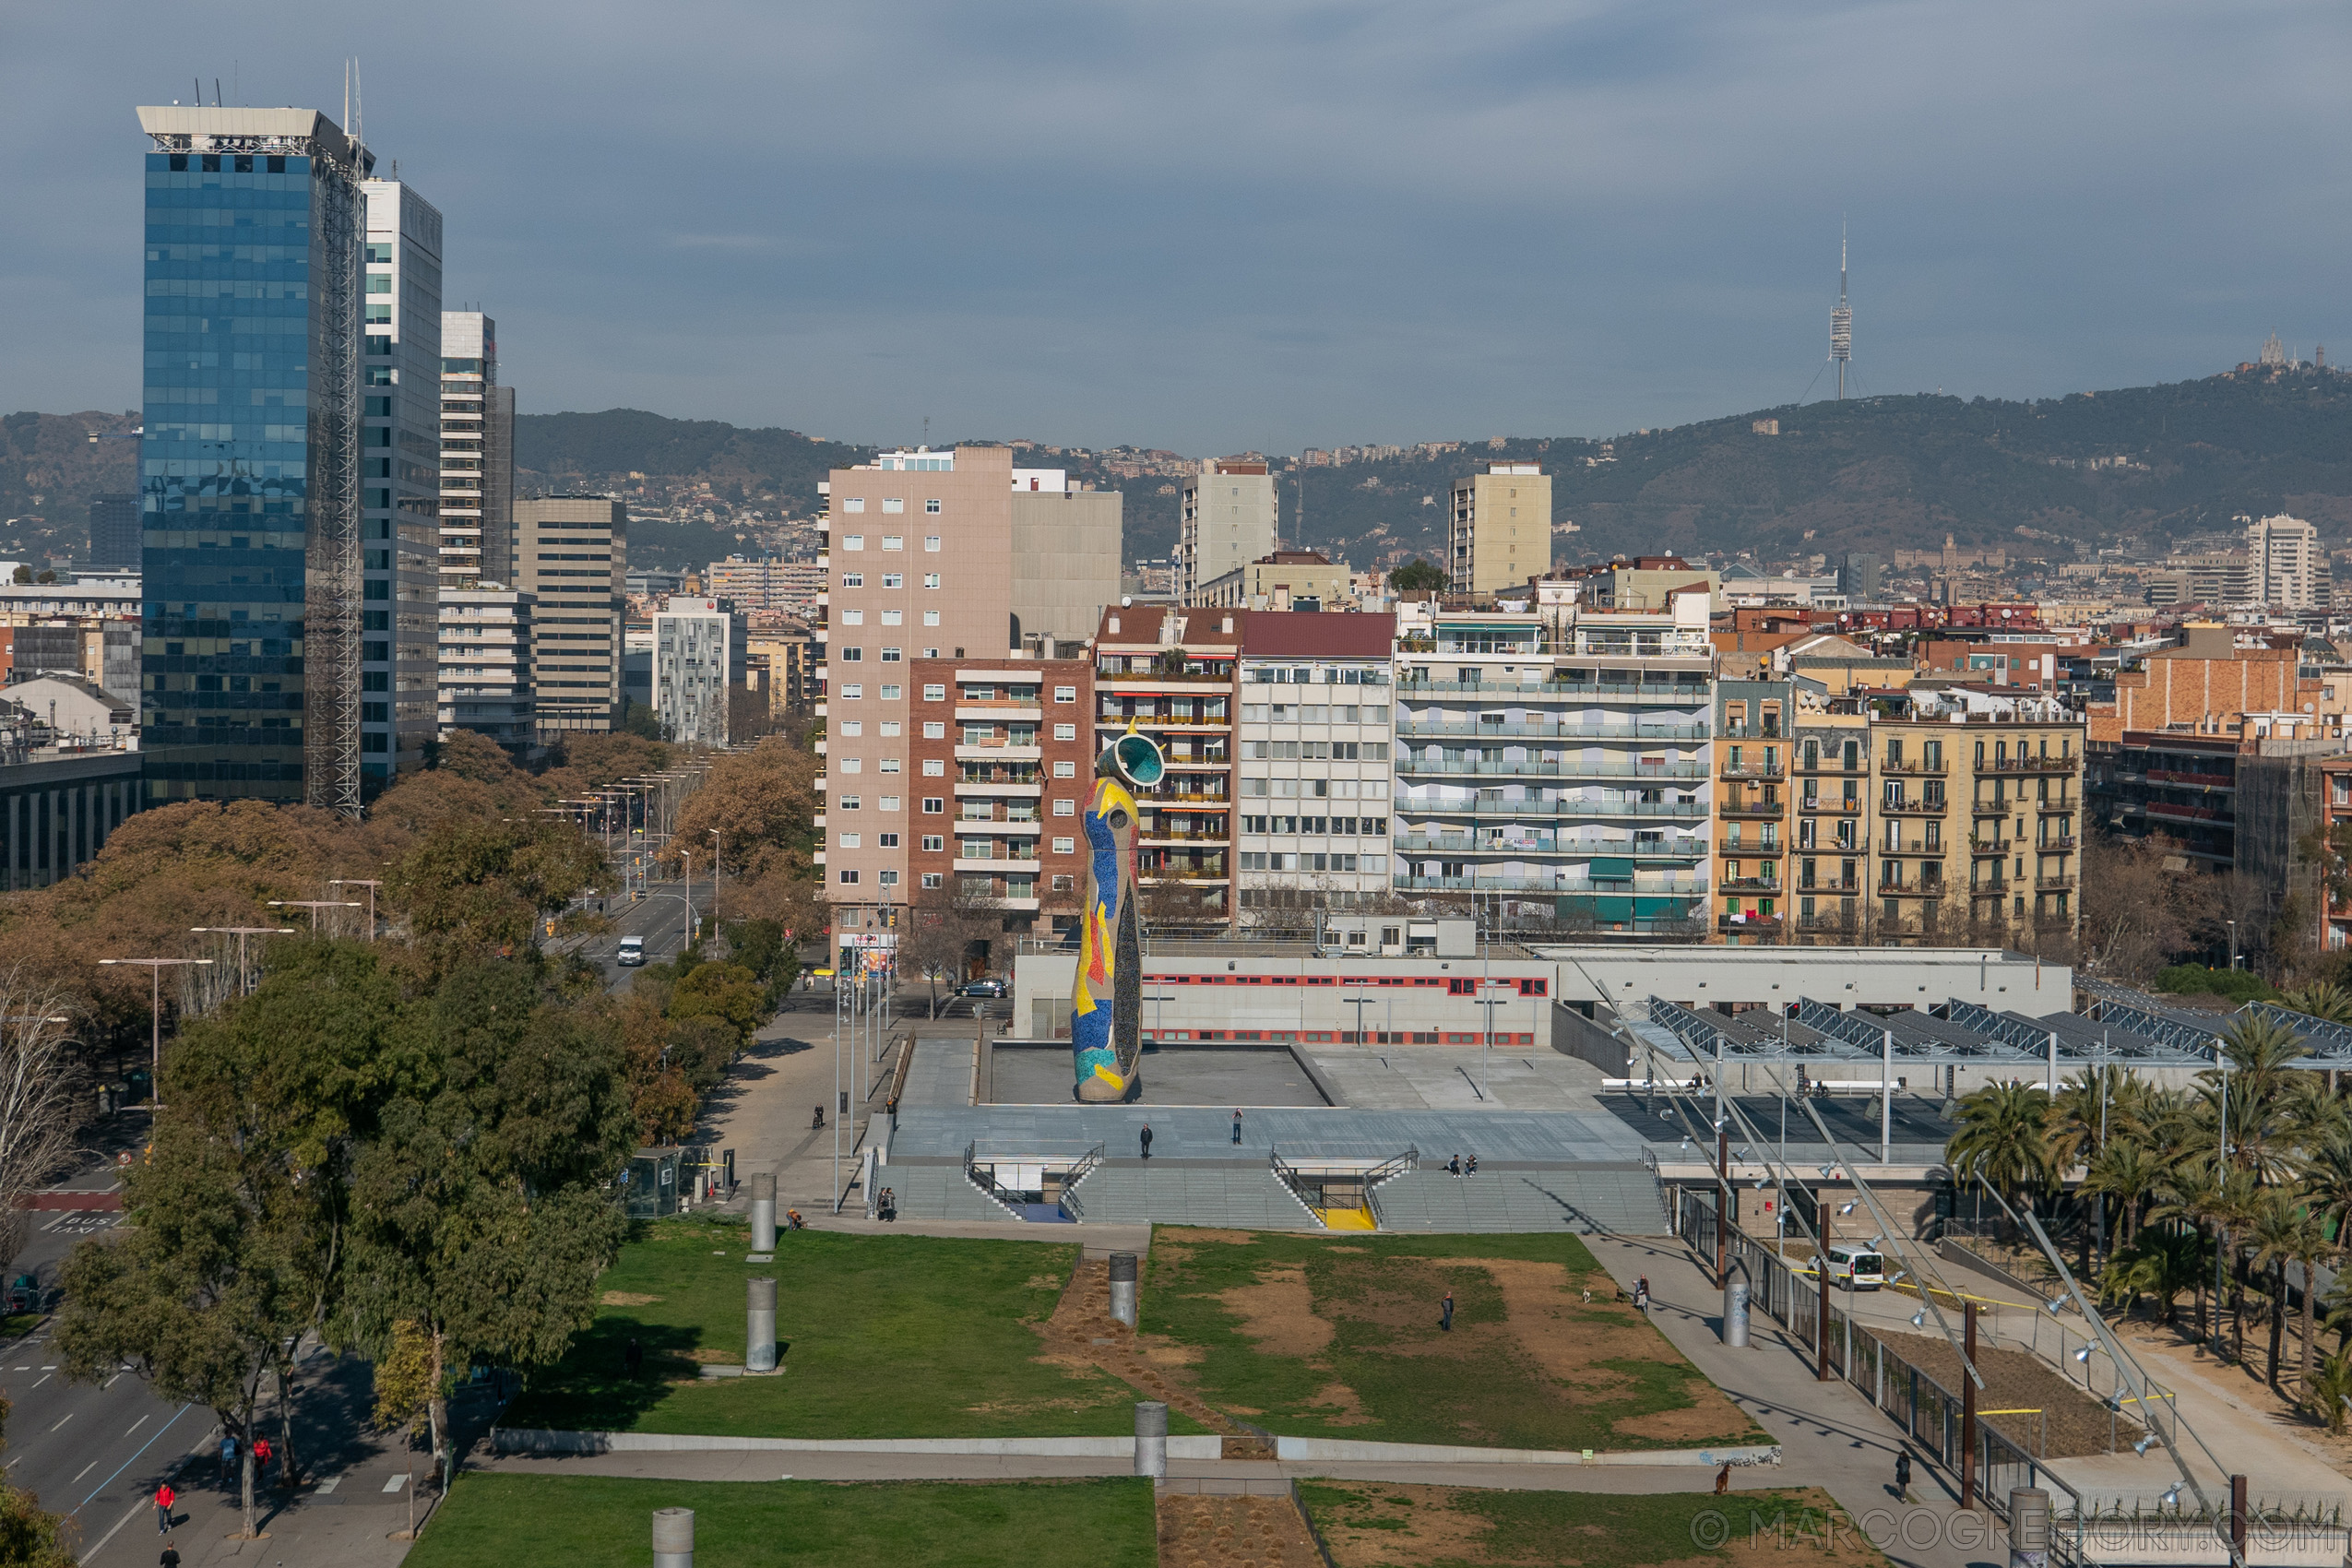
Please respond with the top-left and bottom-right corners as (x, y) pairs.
(1150, 791), (1231, 807)
(1717, 913), (1783, 932)
(1096, 670), (1235, 687)
(1397, 798), (1708, 822)
(1797, 799), (1863, 814)
(954, 743), (1042, 764)
(1977, 755), (2077, 776)
(1396, 674), (1707, 703)
(1718, 799), (1787, 820)
(1717, 759), (1786, 780)
(953, 779), (1044, 798)
(1797, 760), (1870, 777)
(2146, 768), (2232, 790)
(1881, 797), (1946, 815)
(1969, 879), (2012, 895)
(1396, 758), (1707, 781)
(1794, 880), (1863, 895)
(1878, 758), (1950, 776)
(2037, 834), (2079, 852)
(1392, 873), (1709, 895)
(1879, 839), (1947, 857)
(1396, 719), (1709, 742)
(954, 855), (1040, 873)
(2036, 873), (2078, 891)
(1392, 836), (1706, 860)
(2144, 801), (2227, 825)
(956, 703), (1043, 721)
(953, 818), (1042, 836)
(1141, 829), (1229, 846)
(1968, 837), (2013, 854)
(1140, 867), (1231, 884)
(1717, 875), (1783, 896)
(1716, 837), (1784, 855)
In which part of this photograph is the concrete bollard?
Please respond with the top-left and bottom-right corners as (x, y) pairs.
(653, 1506), (694, 1568)
(746, 1277), (778, 1372)
(1722, 1278), (1750, 1348)
(1134, 1401), (1168, 1479)
(749, 1171), (777, 1253)
(2008, 1489), (2049, 1568)
(1108, 1252), (1138, 1327)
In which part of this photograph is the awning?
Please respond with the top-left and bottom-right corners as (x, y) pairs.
(1589, 857), (1636, 879)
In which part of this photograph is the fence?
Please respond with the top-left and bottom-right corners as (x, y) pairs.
(1672, 1187), (2087, 1562)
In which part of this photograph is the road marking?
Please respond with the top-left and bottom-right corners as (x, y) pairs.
(383, 1472), (410, 1493)
(102, 1372), (121, 1390)
(40, 1366), (54, 1372)
(48, 1413), (70, 1431)
(74, 1400), (192, 1515)
(71, 1460), (96, 1483)
(124, 1416), (147, 1436)
(79, 1493), (148, 1562)
(30, 1374), (50, 1389)
(315, 1476), (339, 1494)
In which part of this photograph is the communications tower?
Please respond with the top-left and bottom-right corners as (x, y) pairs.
(1830, 228), (1852, 399)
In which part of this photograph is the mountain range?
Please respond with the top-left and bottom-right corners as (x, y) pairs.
(7, 362), (2349, 570)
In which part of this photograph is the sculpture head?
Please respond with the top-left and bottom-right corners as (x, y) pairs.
(1097, 724), (1166, 800)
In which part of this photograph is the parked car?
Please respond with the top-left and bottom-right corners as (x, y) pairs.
(616, 936), (647, 968)
(3, 1275), (40, 1315)
(959, 978), (1007, 998)
(1821, 1246), (1886, 1291)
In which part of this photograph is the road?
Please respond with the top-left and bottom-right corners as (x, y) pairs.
(559, 874), (713, 988)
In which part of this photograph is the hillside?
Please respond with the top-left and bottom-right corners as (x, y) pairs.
(11, 365), (2350, 571)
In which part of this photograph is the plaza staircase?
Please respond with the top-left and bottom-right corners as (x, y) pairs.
(1372, 1165), (1671, 1235)
(1053, 1163), (1325, 1229)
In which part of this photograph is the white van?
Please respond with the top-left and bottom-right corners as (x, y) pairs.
(1823, 1246), (1885, 1291)
(616, 936), (646, 968)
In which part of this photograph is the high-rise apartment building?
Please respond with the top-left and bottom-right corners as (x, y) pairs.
(1178, 459), (1277, 601)
(2247, 513), (2323, 609)
(1011, 479), (1122, 647)
(87, 494), (140, 571)
(1091, 606), (1242, 929)
(1235, 612), (1396, 915)
(515, 497), (625, 734)
(1712, 680), (1791, 942)
(1447, 462), (1551, 598)
(436, 585), (534, 747)
(1391, 588), (1714, 933)
(652, 596), (745, 746)
(359, 179), (444, 787)
(136, 106), (371, 809)
(439, 312), (514, 589)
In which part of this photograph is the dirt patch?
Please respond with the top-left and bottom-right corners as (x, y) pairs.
(1024, 1275), (1065, 1290)
(1032, 1254), (1237, 1433)
(1311, 1483), (1491, 1566)
(1308, 1379), (1372, 1425)
(1158, 1491), (1324, 1568)
(1219, 1265), (1336, 1359)
(1866, 1329), (2134, 1459)
(600, 1290), (660, 1307)
(1305, 1483), (1883, 1568)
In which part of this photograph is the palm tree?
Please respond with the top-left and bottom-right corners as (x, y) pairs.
(2211, 1012), (2311, 1131)
(2282, 981), (2352, 1027)
(2099, 1227), (2205, 1326)
(2249, 1188), (2323, 1390)
(1946, 1081), (2057, 1229)
(2050, 1065), (2133, 1171)
(2312, 1346), (2352, 1434)
(2299, 1123), (2352, 1262)
(2084, 1138), (2163, 1253)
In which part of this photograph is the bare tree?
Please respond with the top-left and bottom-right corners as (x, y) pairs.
(0, 968), (88, 1273)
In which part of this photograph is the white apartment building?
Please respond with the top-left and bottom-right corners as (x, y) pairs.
(1235, 613), (1397, 915)
(439, 312), (515, 589)
(436, 585), (534, 747)
(359, 179), (445, 784)
(1177, 458), (1278, 600)
(653, 595), (744, 747)
(1390, 587), (1715, 935)
(2247, 513), (2324, 609)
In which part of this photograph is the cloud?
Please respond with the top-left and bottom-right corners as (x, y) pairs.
(4, 0), (2347, 450)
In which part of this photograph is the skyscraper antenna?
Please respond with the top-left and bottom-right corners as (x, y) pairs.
(1830, 223), (1852, 401)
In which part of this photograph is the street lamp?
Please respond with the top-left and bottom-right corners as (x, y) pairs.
(267, 898), (362, 936)
(707, 828), (723, 929)
(97, 956), (212, 1109)
(327, 879), (383, 941)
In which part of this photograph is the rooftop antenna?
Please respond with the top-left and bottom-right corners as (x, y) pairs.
(343, 59), (350, 132)
(355, 57), (363, 142)
(1830, 223), (1852, 401)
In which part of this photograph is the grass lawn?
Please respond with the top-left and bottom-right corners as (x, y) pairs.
(503, 1217), (1184, 1438)
(1298, 1482), (1885, 1568)
(1144, 1229), (1766, 1453)
(407, 1474), (1157, 1568)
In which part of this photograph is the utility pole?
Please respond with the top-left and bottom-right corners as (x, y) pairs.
(1716, 1127), (1730, 1286)
(707, 828), (723, 930)
(327, 879), (382, 940)
(189, 926), (298, 996)
(1961, 1299), (1979, 1508)
(1817, 1182), (1833, 1382)
(97, 956), (212, 1109)
(682, 851), (695, 949)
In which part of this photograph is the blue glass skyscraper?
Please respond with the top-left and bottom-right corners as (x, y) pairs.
(135, 107), (370, 812)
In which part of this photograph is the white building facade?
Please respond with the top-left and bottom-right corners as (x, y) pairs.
(1390, 588), (1715, 936)
(1234, 612), (1397, 915)
(653, 595), (743, 746)
(436, 585), (534, 747)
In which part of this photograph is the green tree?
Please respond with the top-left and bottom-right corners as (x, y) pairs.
(339, 959), (636, 1491)
(2099, 1227), (2205, 1326)
(668, 961), (765, 1048)
(1944, 1081), (2056, 1224)
(1390, 558), (1444, 593)
(2083, 1137), (2163, 1253)
(389, 820), (611, 977)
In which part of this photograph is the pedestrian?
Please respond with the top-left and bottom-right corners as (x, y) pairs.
(1714, 1463), (1730, 1496)
(1894, 1449), (1912, 1503)
(160, 1546), (181, 1568)
(624, 1336), (645, 1377)
(1635, 1275), (1651, 1310)
(220, 1434), (237, 1487)
(1466, 1153), (1479, 1178)
(1447, 1155), (1461, 1178)
(154, 1482), (174, 1535)
(1140, 1123), (1154, 1160)
(253, 1434), (273, 1487)
(1231, 1108), (1244, 1146)
(1440, 1289), (1455, 1332)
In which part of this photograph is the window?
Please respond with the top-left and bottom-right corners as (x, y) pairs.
(1052, 837), (1075, 854)
(1054, 723), (1076, 741)
(879, 795), (900, 812)
(921, 835), (944, 852)
(840, 683), (863, 699)
(923, 720), (946, 739)
(882, 573), (903, 588)
(922, 574), (941, 588)
(878, 870), (899, 887)
(1051, 874), (1075, 892)
(921, 797), (944, 814)
(839, 572), (864, 588)
(880, 757), (901, 773)
(922, 759), (944, 776)
(837, 795), (861, 811)
(921, 873), (944, 889)
(843, 498), (866, 514)
(880, 684), (901, 700)
(923, 683), (946, 701)
(881, 611), (902, 625)
(879, 721), (901, 737)
(839, 647), (862, 661)
(878, 833), (900, 849)
(1055, 685), (1076, 703)
(882, 536), (903, 551)
(840, 720), (863, 737)
(840, 758), (862, 774)
(922, 611), (940, 625)
(881, 647), (902, 662)
(837, 831), (862, 847)
(883, 498), (905, 514)
(1053, 760), (1076, 778)
(925, 498), (942, 514)
(839, 870), (861, 884)
(1053, 799), (1075, 816)
(924, 537), (941, 552)
(840, 610), (864, 625)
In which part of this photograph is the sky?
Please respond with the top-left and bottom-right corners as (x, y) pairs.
(6, 0), (2348, 454)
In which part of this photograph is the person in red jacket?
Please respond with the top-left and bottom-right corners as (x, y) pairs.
(154, 1481), (175, 1535)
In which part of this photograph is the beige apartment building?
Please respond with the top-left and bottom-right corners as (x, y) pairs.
(1194, 549), (1353, 612)
(1011, 481), (1122, 647)
(514, 496), (626, 734)
(1177, 458), (1279, 601)
(1448, 462), (1551, 598)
